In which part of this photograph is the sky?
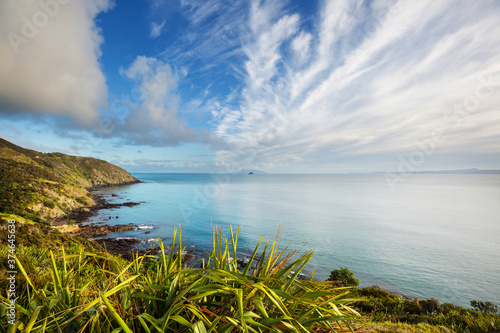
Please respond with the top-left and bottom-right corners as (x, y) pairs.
(0, 0), (499, 173)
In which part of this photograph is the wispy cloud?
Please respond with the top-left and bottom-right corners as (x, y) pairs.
(159, 1), (243, 56)
(157, 0), (247, 88)
(211, 0), (500, 172)
(150, 20), (166, 38)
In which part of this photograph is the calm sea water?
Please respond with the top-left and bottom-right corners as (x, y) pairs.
(88, 173), (500, 307)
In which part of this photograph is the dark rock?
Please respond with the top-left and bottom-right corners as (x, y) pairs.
(76, 223), (137, 239)
(95, 237), (141, 260)
(122, 202), (140, 207)
(55, 193), (141, 225)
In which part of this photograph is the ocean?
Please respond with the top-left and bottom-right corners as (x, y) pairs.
(87, 173), (500, 308)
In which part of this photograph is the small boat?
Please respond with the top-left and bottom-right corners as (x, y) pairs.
(248, 172), (254, 175)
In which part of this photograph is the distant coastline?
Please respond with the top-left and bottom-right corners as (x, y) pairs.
(377, 168), (500, 175)
(131, 168), (500, 175)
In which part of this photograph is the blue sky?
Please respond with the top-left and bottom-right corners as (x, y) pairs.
(1, 0), (500, 173)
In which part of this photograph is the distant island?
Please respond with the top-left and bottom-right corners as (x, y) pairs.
(227, 169), (266, 175)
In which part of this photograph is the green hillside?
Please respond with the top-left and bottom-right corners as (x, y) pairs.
(0, 138), (138, 223)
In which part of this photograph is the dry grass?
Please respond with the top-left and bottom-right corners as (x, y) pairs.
(355, 321), (455, 333)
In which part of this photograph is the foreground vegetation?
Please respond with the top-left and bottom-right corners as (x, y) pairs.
(0, 215), (497, 332)
(0, 219), (499, 332)
(0, 226), (361, 332)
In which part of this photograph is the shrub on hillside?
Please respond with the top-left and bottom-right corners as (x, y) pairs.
(76, 197), (88, 205)
(420, 298), (441, 314)
(354, 285), (500, 333)
(43, 200), (55, 209)
(470, 300), (498, 315)
(328, 267), (360, 287)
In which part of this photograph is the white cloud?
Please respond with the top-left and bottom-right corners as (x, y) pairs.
(150, 20), (166, 38)
(113, 56), (200, 146)
(0, 0), (113, 125)
(291, 32), (312, 65)
(180, 0), (221, 24)
(213, 0), (500, 172)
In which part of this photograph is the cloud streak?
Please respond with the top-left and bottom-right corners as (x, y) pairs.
(211, 0), (500, 172)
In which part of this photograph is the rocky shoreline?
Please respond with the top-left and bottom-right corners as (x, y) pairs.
(53, 189), (195, 262)
(55, 193), (141, 225)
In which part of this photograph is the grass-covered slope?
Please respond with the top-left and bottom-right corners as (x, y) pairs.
(0, 138), (138, 223)
(353, 286), (500, 333)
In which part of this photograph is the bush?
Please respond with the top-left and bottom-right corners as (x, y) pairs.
(420, 298), (441, 314)
(358, 285), (397, 300)
(43, 200), (55, 209)
(470, 300), (499, 315)
(441, 302), (460, 315)
(328, 267), (360, 287)
(406, 298), (422, 314)
(353, 286), (500, 333)
(76, 197), (88, 205)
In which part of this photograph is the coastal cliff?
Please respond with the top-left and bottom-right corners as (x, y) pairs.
(0, 138), (139, 223)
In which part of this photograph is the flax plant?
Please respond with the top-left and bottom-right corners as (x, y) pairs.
(0, 227), (360, 332)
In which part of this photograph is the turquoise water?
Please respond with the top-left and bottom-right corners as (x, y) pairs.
(89, 173), (500, 307)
